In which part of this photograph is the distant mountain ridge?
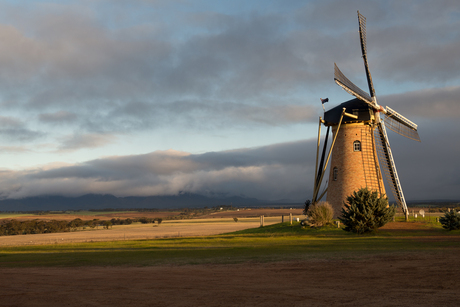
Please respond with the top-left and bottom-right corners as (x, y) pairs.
(0, 193), (301, 212)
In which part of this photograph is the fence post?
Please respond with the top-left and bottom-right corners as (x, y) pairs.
(289, 213), (292, 225)
(281, 215), (284, 223)
(260, 215), (264, 227)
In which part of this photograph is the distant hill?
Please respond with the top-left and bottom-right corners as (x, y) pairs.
(406, 200), (460, 208)
(0, 193), (302, 212)
(1, 193), (456, 213)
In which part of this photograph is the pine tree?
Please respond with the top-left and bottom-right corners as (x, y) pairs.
(439, 210), (460, 230)
(339, 187), (395, 234)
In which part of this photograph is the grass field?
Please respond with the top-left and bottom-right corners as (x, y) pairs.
(0, 210), (182, 221)
(0, 213), (32, 219)
(62, 211), (140, 216)
(1, 221), (459, 268)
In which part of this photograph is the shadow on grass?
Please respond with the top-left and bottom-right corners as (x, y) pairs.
(1, 222), (459, 268)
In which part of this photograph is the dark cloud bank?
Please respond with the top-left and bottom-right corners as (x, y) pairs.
(0, 120), (458, 207)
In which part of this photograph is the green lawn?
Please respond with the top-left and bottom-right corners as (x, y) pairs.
(0, 222), (459, 268)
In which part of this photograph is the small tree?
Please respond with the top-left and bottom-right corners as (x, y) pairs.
(339, 187), (395, 234)
(139, 217), (152, 224)
(439, 210), (460, 230)
(233, 217), (238, 222)
(303, 200), (311, 215)
(307, 201), (334, 227)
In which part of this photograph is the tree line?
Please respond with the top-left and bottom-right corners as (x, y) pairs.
(0, 217), (162, 236)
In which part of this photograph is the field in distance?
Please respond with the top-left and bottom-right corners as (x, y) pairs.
(0, 208), (303, 246)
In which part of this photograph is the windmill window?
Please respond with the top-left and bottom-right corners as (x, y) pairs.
(333, 167), (338, 181)
(353, 141), (361, 152)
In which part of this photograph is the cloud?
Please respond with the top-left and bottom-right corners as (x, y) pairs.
(0, 146), (30, 153)
(1, 125), (458, 203)
(0, 140), (314, 200)
(296, 0), (460, 87)
(0, 7), (323, 146)
(381, 86), (460, 119)
(39, 111), (77, 124)
(57, 133), (117, 152)
(0, 0), (457, 141)
(0, 116), (25, 128)
(387, 120), (460, 201)
(0, 116), (44, 142)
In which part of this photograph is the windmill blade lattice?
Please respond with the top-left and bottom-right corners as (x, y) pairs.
(384, 106), (421, 142)
(374, 121), (408, 213)
(358, 11), (376, 98)
(334, 63), (374, 105)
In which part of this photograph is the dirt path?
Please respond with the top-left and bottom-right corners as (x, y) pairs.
(0, 250), (458, 306)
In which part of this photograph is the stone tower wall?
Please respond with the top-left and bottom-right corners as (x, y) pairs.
(326, 123), (385, 217)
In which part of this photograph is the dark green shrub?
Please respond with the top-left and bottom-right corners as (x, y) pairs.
(303, 200), (311, 215)
(233, 217), (238, 222)
(339, 187), (395, 234)
(439, 210), (460, 230)
(307, 201), (334, 227)
(139, 217), (153, 224)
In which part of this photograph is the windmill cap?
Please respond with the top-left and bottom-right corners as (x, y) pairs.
(324, 98), (373, 125)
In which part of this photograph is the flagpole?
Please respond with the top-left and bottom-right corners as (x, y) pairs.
(320, 98), (328, 112)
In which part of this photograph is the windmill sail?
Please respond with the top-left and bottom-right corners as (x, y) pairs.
(384, 106), (420, 142)
(357, 11), (376, 98)
(334, 63), (374, 105)
(374, 121), (409, 214)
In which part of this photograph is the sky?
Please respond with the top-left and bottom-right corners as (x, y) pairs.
(0, 0), (458, 203)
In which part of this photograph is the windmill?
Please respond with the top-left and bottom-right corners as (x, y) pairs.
(311, 11), (420, 217)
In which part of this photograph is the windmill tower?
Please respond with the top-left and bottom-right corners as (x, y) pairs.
(311, 11), (420, 216)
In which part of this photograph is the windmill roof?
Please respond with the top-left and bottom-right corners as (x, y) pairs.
(324, 98), (373, 125)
